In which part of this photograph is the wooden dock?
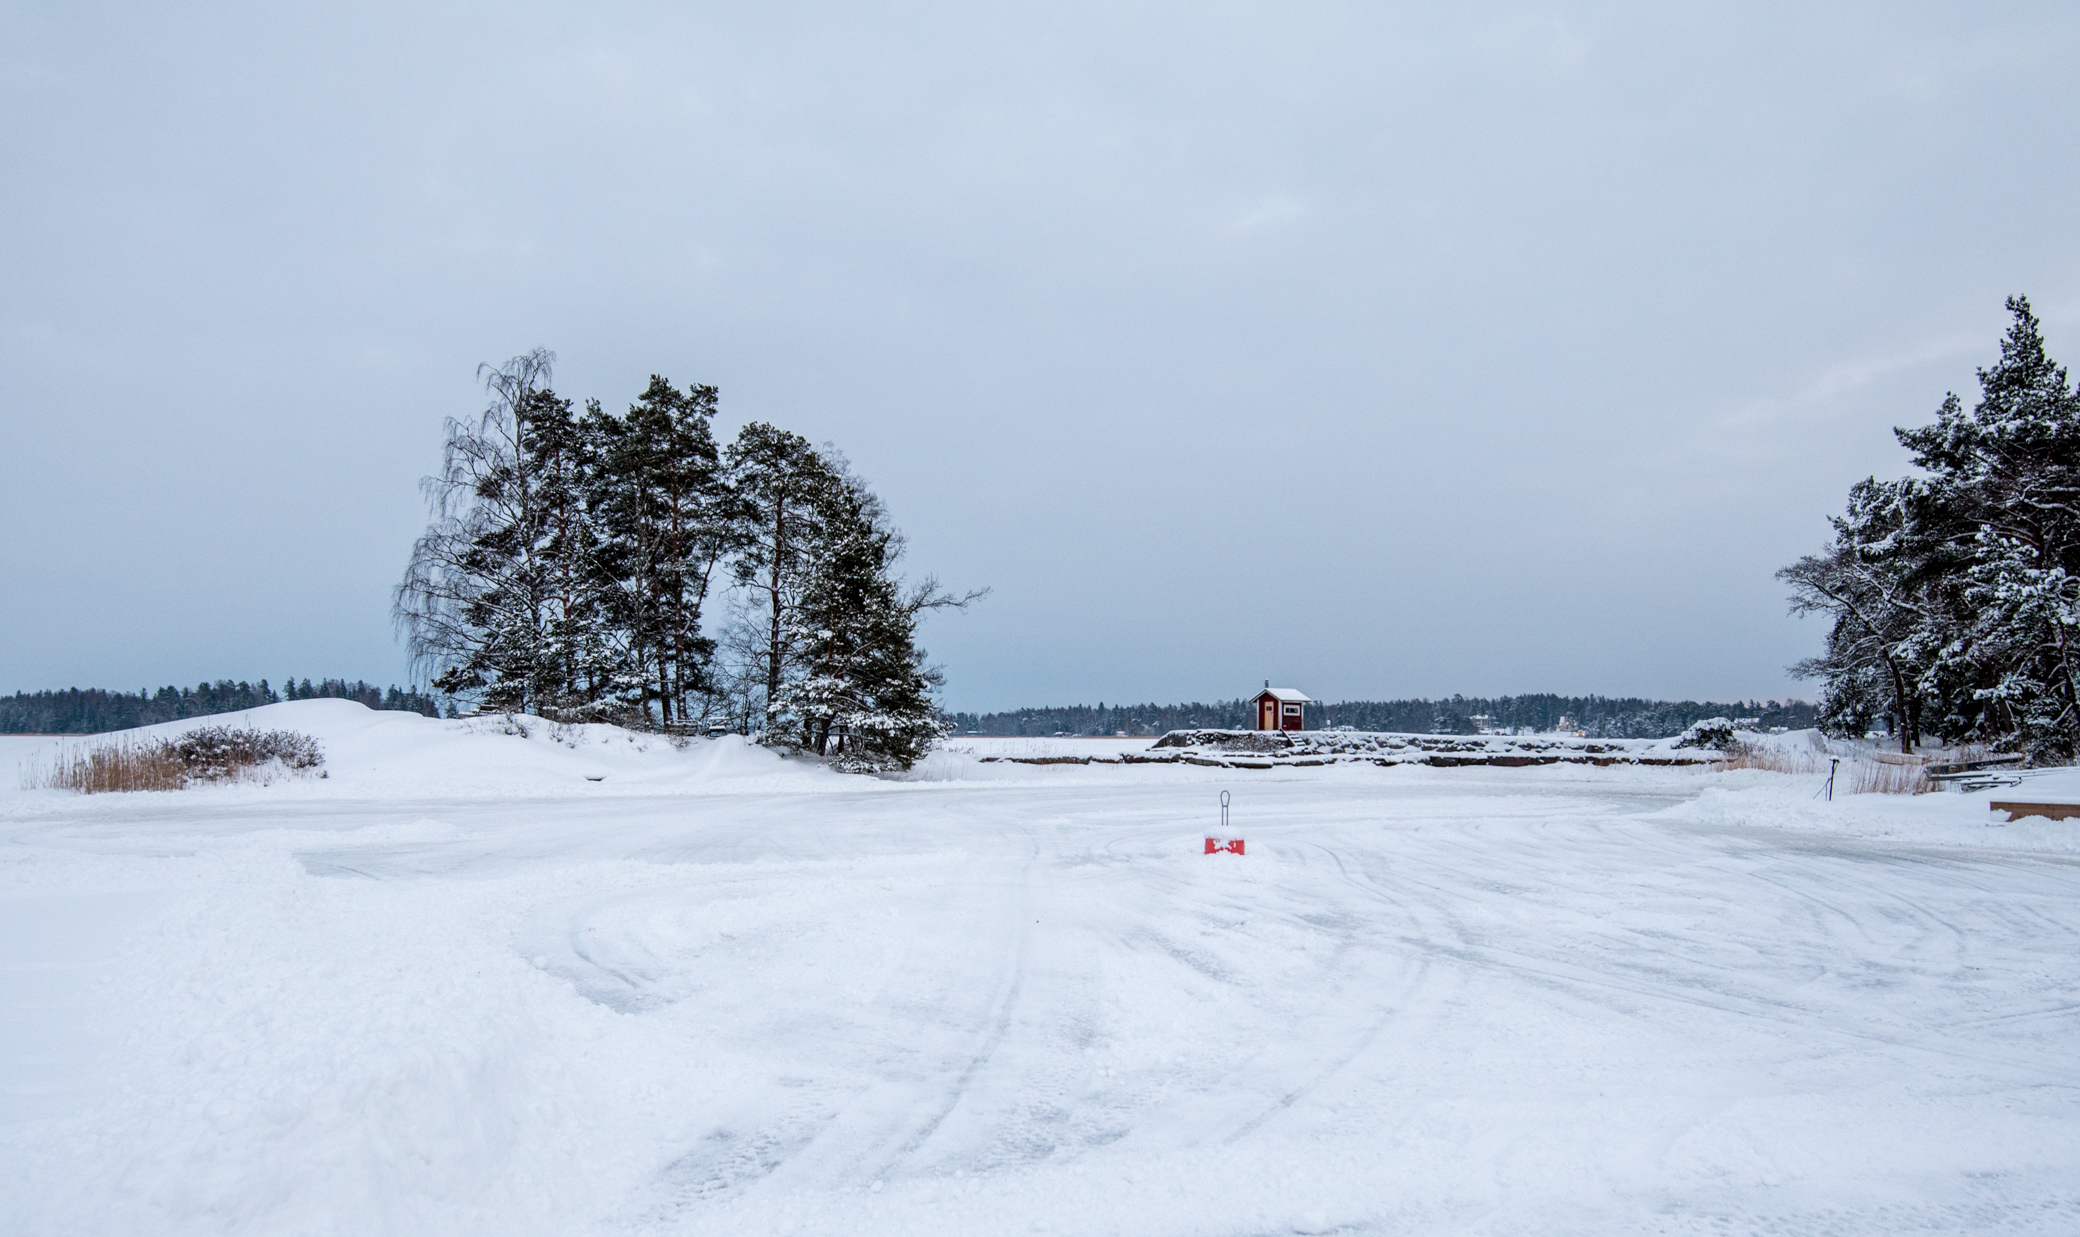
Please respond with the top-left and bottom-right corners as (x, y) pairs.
(1991, 800), (2080, 823)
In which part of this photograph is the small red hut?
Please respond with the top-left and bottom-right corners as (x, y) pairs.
(1252, 683), (1311, 732)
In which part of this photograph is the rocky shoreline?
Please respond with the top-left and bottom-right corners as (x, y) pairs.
(972, 728), (1718, 770)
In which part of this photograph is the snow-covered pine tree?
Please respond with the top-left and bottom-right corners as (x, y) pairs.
(1784, 297), (2080, 758)
(766, 475), (887, 758)
(522, 383), (603, 715)
(578, 398), (657, 721)
(1778, 477), (1953, 751)
(725, 424), (835, 731)
(1961, 532), (2080, 758)
(1897, 297), (2080, 759)
(586, 379), (742, 727)
(767, 463), (979, 770)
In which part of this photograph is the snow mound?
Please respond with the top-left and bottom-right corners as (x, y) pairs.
(2, 700), (837, 803)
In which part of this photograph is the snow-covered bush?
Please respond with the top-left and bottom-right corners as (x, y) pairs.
(1671, 717), (1740, 751)
(171, 727), (324, 780)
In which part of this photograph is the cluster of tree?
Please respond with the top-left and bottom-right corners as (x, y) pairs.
(1781, 298), (2080, 759)
(946, 695), (1818, 738)
(283, 679), (441, 717)
(0, 678), (439, 734)
(395, 351), (978, 770)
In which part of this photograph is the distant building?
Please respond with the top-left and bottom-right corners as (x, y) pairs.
(1252, 683), (1311, 732)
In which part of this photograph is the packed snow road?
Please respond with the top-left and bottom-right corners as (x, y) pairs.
(4, 718), (2079, 1235)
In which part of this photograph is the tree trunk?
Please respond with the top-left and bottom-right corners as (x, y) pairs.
(2052, 600), (2080, 759)
(766, 501), (785, 719)
(1884, 654), (1914, 754)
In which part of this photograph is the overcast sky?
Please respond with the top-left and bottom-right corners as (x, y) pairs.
(5, 1), (2078, 711)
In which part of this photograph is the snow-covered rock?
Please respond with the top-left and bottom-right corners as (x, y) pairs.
(978, 728), (1723, 769)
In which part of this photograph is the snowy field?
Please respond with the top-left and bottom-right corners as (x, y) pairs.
(5, 704), (2080, 1235)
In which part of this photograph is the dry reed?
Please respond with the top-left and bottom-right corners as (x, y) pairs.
(1713, 746), (1825, 775)
(1848, 760), (1931, 795)
(37, 738), (189, 793)
(1713, 742), (1933, 794)
(24, 727), (324, 794)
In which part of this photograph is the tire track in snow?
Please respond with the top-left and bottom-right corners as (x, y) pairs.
(1102, 784), (2071, 1155)
(1217, 837), (1453, 1146)
(615, 801), (1050, 1216)
(642, 1086), (843, 1211)
(1299, 810), (1849, 1043)
(1741, 850), (2080, 1055)
(565, 921), (649, 1004)
(1021, 795), (1496, 1151)
(867, 813), (1043, 1179)
(1343, 812), (2079, 1078)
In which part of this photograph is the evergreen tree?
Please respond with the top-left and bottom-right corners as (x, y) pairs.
(724, 424), (835, 729)
(585, 379), (743, 726)
(1896, 297), (2080, 758)
(1782, 297), (2080, 759)
(524, 382), (602, 715)
(767, 466), (973, 769)
(1778, 477), (1954, 751)
(574, 397), (654, 720)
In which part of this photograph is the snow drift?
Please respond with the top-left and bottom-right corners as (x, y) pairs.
(4, 700), (833, 803)
(5, 702), (2080, 1236)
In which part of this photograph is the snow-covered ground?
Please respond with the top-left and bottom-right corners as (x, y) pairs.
(4, 703), (2079, 1235)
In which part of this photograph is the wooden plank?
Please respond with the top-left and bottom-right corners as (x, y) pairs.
(1991, 801), (2080, 822)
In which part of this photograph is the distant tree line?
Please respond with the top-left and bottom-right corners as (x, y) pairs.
(0, 681), (279, 735)
(1316, 695), (1818, 738)
(0, 678), (438, 735)
(282, 679), (442, 717)
(394, 350), (979, 770)
(946, 701), (1255, 737)
(1781, 297), (2080, 759)
(946, 695), (1819, 739)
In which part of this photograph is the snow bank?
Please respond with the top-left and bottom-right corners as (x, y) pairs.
(1991, 766), (2080, 806)
(2, 700), (839, 805)
(1660, 766), (2080, 853)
